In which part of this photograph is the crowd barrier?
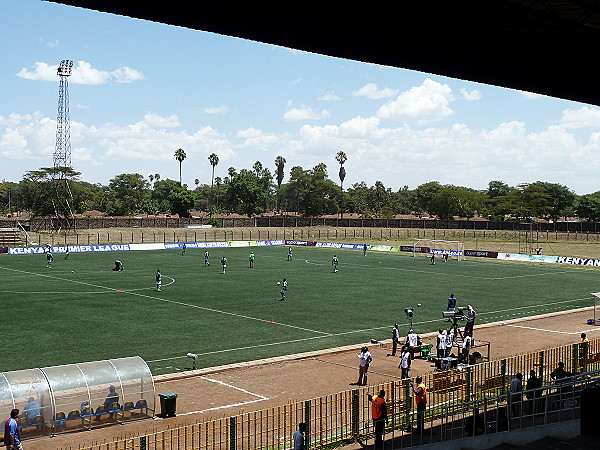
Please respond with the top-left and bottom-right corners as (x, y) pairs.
(69, 338), (599, 450)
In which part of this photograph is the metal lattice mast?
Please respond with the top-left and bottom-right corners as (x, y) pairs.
(54, 60), (72, 169)
(53, 60), (75, 229)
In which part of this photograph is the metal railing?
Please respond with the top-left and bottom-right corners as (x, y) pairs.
(69, 338), (599, 450)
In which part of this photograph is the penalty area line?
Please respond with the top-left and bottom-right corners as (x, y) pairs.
(170, 376), (268, 417)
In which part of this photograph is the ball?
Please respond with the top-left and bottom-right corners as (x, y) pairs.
(277, 281), (281, 285)
(417, 303), (422, 307)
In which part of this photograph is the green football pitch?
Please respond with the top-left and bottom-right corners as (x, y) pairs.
(1, 246), (598, 375)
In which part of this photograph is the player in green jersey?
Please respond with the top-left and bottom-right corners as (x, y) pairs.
(332, 255), (339, 272)
(249, 252), (255, 268)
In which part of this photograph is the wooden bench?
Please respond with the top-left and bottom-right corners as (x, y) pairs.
(479, 374), (505, 392)
(432, 371), (466, 392)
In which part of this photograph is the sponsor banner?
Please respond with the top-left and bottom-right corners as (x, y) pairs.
(464, 249), (498, 258)
(497, 253), (559, 264)
(315, 242), (364, 250)
(369, 245), (399, 252)
(257, 240), (285, 246)
(284, 240), (317, 246)
(556, 256), (600, 267)
(431, 248), (464, 257)
(130, 243), (166, 251)
(227, 240), (258, 248)
(0, 247), (8, 254)
(9, 244), (131, 255)
(400, 246), (430, 253)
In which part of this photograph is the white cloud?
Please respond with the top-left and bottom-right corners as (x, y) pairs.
(353, 82), (399, 99)
(318, 90), (341, 101)
(16, 61), (144, 85)
(283, 105), (330, 121)
(519, 90), (545, 99)
(560, 106), (600, 129)
(460, 88), (481, 101)
(203, 105), (229, 114)
(376, 78), (454, 124)
(143, 113), (180, 128)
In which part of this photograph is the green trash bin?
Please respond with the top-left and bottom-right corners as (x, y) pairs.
(159, 391), (178, 417)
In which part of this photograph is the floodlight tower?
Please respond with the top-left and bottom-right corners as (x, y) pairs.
(53, 60), (75, 229)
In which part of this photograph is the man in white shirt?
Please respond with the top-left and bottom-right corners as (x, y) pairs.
(445, 328), (454, 357)
(355, 346), (372, 386)
(406, 329), (420, 349)
(399, 345), (412, 379)
(461, 333), (473, 364)
(465, 305), (476, 336)
(437, 329), (447, 359)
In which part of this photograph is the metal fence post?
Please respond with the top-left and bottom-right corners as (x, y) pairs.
(351, 389), (359, 441)
(229, 416), (236, 450)
(304, 399), (311, 448)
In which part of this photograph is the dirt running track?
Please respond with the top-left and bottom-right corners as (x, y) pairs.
(26, 307), (599, 450)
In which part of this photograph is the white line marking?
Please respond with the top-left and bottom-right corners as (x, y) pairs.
(172, 376), (268, 416)
(0, 265), (327, 336)
(508, 324), (600, 335)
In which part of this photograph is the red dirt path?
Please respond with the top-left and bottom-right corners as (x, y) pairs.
(26, 308), (598, 450)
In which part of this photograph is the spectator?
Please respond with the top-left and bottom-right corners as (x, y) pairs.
(388, 324), (400, 356)
(550, 361), (568, 380)
(293, 422), (306, 450)
(436, 329), (446, 359)
(445, 328), (454, 357)
(368, 390), (388, 448)
(355, 347), (372, 386)
(509, 373), (523, 416)
(4, 409), (22, 450)
(411, 376), (427, 433)
(526, 369), (543, 414)
(399, 345), (412, 379)
(23, 397), (41, 424)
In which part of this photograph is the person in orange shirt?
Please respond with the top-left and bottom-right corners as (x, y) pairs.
(411, 376), (427, 433)
(368, 389), (387, 448)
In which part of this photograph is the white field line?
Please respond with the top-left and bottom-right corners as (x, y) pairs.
(170, 376), (269, 417)
(0, 265), (327, 336)
(507, 324), (600, 335)
(303, 259), (571, 281)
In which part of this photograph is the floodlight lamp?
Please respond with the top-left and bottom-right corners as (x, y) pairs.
(57, 60), (73, 77)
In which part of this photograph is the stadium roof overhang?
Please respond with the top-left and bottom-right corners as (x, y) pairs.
(47, 1), (600, 107)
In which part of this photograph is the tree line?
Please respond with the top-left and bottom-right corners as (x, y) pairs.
(1, 150), (599, 222)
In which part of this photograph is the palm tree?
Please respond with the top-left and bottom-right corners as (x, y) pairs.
(275, 156), (286, 212)
(174, 148), (186, 185)
(335, 151), (347, 218)
(194, 178), (199, 188)
(154, 173), (160, 182)
(208, 153), (219, 215)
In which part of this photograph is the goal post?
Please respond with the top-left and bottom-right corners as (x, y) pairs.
(412, 239), (465, 261)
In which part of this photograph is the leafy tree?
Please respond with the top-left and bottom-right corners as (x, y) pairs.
(19, 167), (81, 216)
(107, 173), (149, 215)
(225, 169), (268, 217)
(281, 164), (339, 216)
(168, 183), (195, 217)
(575, 192), (600, 222)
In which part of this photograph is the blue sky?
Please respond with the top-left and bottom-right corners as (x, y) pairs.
(2, 0), (600, 194)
